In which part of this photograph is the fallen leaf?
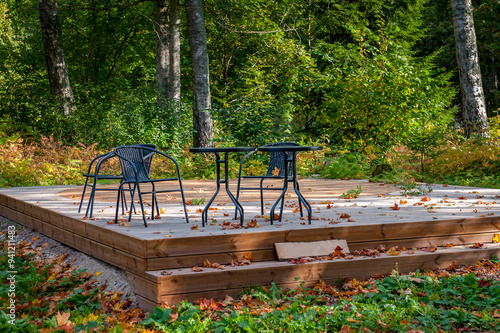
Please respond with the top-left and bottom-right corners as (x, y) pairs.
(271, 167), (280, 176)
(493, 233), (500, 243)
(390, 203), (400, 210)
(339, 213), (351, 218)
(191, 225), (199, 230)
(169, 312), (179, 323)
(470, 243), (484, 248)
(246, 219), (260, 228)
(191, 266), (203, 272)
(56, 312), (71, 326)
(386, 247), (401, 256)
(421, 197), (431, 202)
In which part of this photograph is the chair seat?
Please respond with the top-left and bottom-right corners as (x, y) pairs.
(243, 175), (286, 179)
(83, 173), (123, 179)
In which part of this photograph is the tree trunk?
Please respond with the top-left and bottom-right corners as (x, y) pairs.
(38, 0), (75, 115)
(451, 0), (489, 137)
(185, 0), (214, 147)
(154, 0), (170, 108)
(168, 0), (181, 101)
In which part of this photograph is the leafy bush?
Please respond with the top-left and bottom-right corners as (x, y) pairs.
(0, 136), (105, 187)
(320, 151), (371, 179)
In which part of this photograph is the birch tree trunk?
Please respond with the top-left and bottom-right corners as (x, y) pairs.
(168, 0), (181, 101)
(38, 0), (75, 115)
(451, 0), (489, 137)
(154, 0), (170, 108)
(185, 0), (214, 147)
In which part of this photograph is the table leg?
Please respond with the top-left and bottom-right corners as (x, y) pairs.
(223, 152), (245, 225)
(270, 157), (289, 225)
(201, 152), (245, 226)
(201, 152), (221, 227)
(292, 153), (312, 224)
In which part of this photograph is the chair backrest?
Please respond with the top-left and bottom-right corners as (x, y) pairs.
(264, 142), (301, 177)
(114, 145), (157, 182)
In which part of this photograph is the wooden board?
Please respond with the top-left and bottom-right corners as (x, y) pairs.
(275, 239), (349, 260)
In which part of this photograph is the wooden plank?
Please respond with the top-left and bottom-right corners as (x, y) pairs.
(127, 272), (159, 302)
(275, 240), (349, 260)
(146, 249), (275, 271)
(352, 233), (500, 251)
(136, 295), (160, 313)
(145, 218), (500, 259)
(145, 232), (286, 258)
(155, 247), (500, 296)
(0, 193), (7, 206)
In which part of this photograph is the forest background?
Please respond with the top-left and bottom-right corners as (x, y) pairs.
(1, 0), (500, 188)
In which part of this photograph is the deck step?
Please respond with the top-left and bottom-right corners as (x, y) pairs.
(130, 243), (500, 310)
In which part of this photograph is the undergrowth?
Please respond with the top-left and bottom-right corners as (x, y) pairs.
(2, 223), (500, 332)
(1, 132), (500, 189)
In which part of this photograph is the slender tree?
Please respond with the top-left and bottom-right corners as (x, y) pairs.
(168, 0), (181, 101)
(38, 0), (75, 115)
(185, 0), (213, 147)
(154, 0), (170, 108)
(451, 0), (489, 137)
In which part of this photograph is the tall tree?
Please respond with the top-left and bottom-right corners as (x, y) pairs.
(154, 0), (170, 107)
(451, 0), (489, 137)
(185, 0), (213, 147)
(38, 0), (75, 115)
(168, 0), (181, 101)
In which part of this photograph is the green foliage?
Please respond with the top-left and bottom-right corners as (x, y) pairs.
(143, 267), (500, 332)
(320, 25), (455, 150)
(213, 98), (293, 147)
(340, 185), (363, 199)
(320, 151), (371, 180)
(399, 182), (432, 196)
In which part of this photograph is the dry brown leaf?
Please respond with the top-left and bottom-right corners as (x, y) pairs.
(56, 311), (71, 326)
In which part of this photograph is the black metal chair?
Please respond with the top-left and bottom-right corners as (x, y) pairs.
(113, 145), (189, 227)
(235, 142), (302, 219)
(78, 144), (157, 218)
(78, 151), (126, 218)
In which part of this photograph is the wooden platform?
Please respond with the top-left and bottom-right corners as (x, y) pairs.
(1, 179), (500, 311)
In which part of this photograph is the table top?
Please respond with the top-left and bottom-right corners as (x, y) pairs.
(257, 145), (323, 152)
(189, 147), (256, 153)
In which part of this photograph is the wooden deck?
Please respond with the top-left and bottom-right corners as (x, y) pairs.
(1, 179), (500, 311)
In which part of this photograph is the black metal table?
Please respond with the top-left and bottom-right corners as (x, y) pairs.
(189, 147), (256, 227)
(256, 145), (323, 224)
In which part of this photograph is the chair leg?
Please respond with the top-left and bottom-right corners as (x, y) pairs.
(115, 183), (126, 224)
(78, 176), (90, 213)
(260, 178), (265, 215)
(150, 182), (155, 220)
(86, 177), (100, 218)
(135, 183), (148, 227)
(178, 178), (190, 223)
(128, 183), (138, 222)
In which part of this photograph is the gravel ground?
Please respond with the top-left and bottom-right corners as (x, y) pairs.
(0, 215), (139, 306)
